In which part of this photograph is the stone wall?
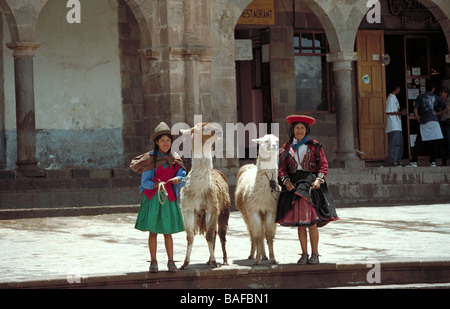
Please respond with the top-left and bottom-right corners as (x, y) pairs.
(1, 167), (449, 217)
(0, 169), (141, 211)
(327, 166), (450, 206)
(117, 0), (146, 165)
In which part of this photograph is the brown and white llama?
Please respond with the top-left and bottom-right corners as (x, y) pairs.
(235, 134), (280, 265)
(179, 122), (230, 269)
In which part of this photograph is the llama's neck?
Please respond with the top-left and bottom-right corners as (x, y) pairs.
(191, 155), (213, 170)
(191, 148), (213, 171)
(256, 150), (278, 170)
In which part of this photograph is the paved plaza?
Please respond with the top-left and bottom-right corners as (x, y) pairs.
(1, 203), (450, 284)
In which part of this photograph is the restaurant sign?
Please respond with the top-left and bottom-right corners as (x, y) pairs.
(237, 0), (275, 25)
(388, 0), (436, 25)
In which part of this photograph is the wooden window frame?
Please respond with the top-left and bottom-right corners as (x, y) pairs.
(294, 31), (333, 114)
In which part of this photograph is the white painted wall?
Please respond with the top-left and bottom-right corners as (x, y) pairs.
(35, 0), (123, 131)
(1, 0), (124, 169)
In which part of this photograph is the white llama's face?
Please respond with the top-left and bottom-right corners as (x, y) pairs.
(252, 134), (279, 153)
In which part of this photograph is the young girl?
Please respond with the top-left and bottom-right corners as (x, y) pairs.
(134, 122), (186, 273)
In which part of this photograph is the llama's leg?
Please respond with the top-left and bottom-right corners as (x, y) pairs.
(244, 215), (256, 259)
(265, 211), (278, 264)
(247, 212), (263, 265)
(205, 211), (218, 268)
(180, 212), (195, 270)
(260, 213), (268, 260)
(218, 210), (229, 265)
(248, 238), (256, 260)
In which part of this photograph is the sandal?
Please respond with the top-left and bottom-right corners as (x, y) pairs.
(297, 253), (309, 265)
(167, 260), (177, 273)
(307, 253), (320, 265)
(149, 260), (158, 273)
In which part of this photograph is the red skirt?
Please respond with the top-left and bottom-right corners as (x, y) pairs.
(277, 195), (323, 227)
(276, 171), (338, 228)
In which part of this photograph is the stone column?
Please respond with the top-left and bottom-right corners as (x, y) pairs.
(6, 42), (44, 176)
(181, 0), (212, 124)
(327, 51), (364, 168)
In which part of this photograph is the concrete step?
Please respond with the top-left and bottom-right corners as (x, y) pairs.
(1, 261), (449, 289)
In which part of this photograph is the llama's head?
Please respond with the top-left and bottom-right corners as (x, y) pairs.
(252, 134), (279, 169)
(181, 122), (222, 142)
(180, 122), (223, 157)
(252, 134), (279, 154)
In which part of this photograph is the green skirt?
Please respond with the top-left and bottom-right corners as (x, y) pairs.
(135, 195), (185, 234)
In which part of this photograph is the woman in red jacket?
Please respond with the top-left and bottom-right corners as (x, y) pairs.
(276, 115), (338, 265)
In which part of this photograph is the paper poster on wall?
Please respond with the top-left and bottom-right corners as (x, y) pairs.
(408, 88), (420, 100)
(235, 39), (253, 61)
(362, 74), (370, 85)
(412, 67), (421, 76)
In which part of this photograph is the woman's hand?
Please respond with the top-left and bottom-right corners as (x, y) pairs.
(284, 180), (296, 192)
(311, 178), (323, 190)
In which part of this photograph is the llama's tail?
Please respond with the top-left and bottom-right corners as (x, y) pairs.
(195, 210), (207, 235)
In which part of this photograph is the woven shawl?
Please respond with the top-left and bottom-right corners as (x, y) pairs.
(130, 151), (185, 174)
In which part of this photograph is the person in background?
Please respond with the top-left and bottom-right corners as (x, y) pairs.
(438, 87), (450, 166)
(407, 81), (449, 167)
(385, 85), (406, 166)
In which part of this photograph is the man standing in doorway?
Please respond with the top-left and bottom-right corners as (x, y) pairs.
(408, 81), (449, 167)
(386, 85), (406, 166)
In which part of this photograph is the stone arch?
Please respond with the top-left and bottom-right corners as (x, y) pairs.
(302, 0), (369, 54)
(231, 0), (254, 24)
(0, 0), (154, 45)
(418, 0), (450, 54)
(0, 0), (154, 47)
(1, 0), (49, 42)
(123, 0), (155, 49)
(0, 0), (18, 41)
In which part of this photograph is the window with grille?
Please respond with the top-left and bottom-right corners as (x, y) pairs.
(294, 31), (332, 112)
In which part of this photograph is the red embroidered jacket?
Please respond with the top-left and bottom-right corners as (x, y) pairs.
(278, 140), (328, 184)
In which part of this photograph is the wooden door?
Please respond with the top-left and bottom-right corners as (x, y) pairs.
(356, 30), (387, 161)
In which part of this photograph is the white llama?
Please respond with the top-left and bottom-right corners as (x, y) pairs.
(179, 122), (230, 269)
(235, 134), (280, 265)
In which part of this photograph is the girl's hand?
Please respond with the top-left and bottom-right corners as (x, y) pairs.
(169, 177), (179, 185)
(153, 179), (165, 188)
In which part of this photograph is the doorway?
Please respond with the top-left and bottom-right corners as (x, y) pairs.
(385, 32), (448, 159)
(235, 28), (272, 158)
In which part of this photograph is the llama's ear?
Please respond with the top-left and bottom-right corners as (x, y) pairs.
(193, 123), (203, 132)
(251, 138), (261, 144)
